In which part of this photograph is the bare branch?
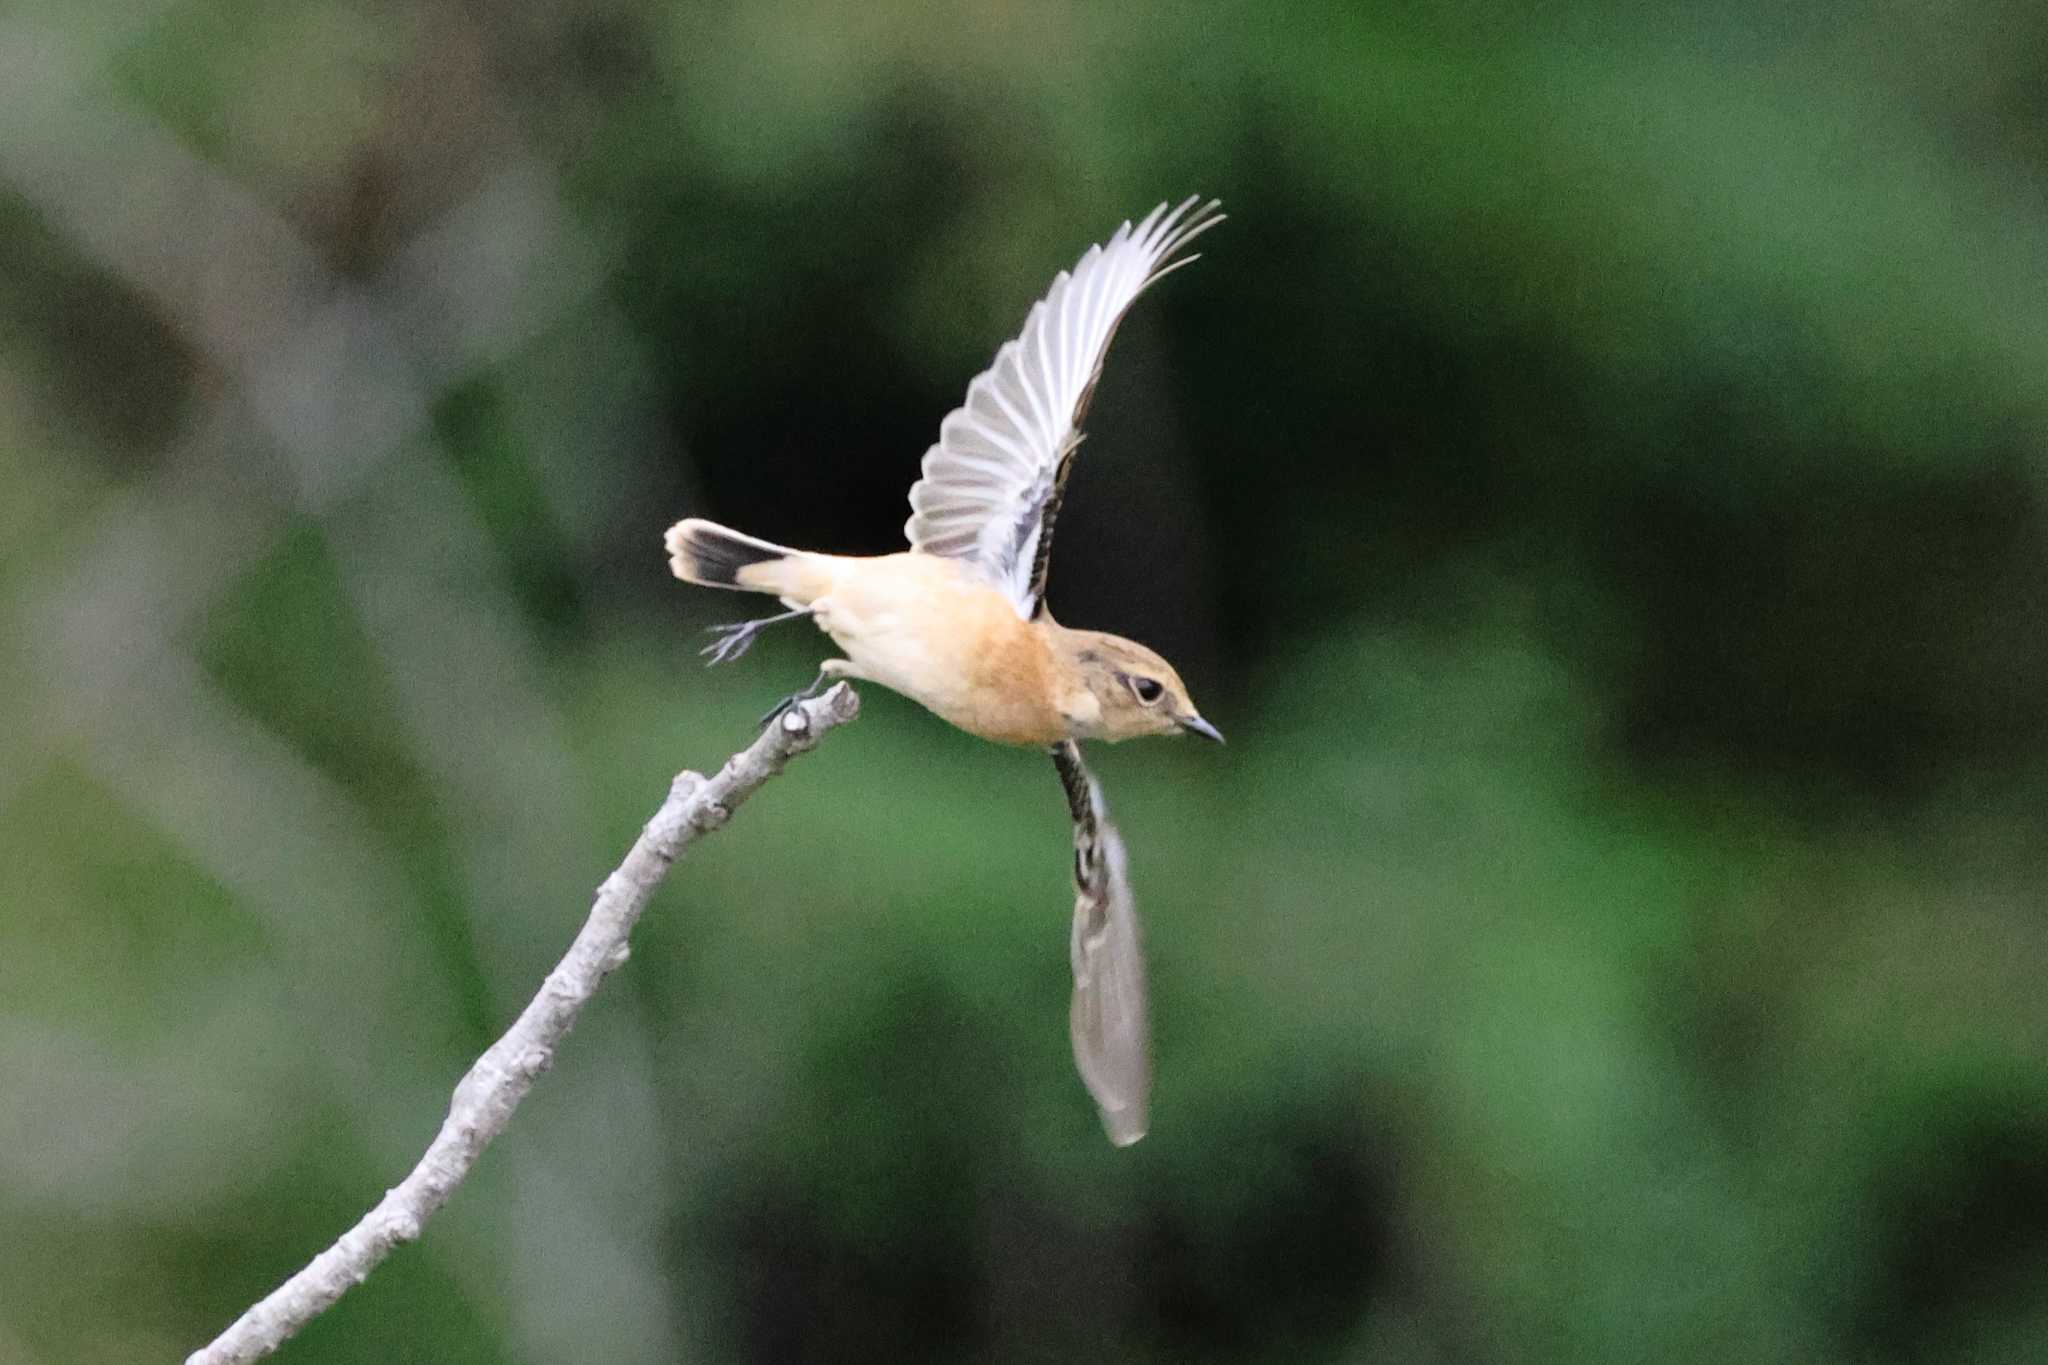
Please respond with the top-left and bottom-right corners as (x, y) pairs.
(185, 684), (861, 1365)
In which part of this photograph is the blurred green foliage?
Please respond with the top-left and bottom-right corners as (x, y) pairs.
(6, 1), (2048, 1362)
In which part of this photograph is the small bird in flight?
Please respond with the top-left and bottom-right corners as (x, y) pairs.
(666, 196), (1225, 1145)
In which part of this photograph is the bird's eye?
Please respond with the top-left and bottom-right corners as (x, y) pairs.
(1130, 676), (1165, 706)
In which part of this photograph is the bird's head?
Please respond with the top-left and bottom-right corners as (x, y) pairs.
(1056, 630), (1223, 745)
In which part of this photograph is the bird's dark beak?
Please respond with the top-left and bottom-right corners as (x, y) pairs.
(1180, 714), (1225, 744)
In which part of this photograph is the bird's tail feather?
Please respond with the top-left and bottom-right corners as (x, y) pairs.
(665, 518), (794, 591)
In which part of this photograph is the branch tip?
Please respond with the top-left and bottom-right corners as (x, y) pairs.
(184, 684), (861, 1365)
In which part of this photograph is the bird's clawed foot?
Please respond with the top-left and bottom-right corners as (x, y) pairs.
(759, 669), (834, 728)
(701, 620), (766, 666)
(701, 608), (809, 666)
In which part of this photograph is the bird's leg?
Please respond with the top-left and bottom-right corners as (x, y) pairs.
(701, 607), (812, 666)
(758, 659), (851, 727)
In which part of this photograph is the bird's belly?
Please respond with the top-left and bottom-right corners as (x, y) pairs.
(813, 569), (1063, 746)
(830, 613), (945, 702)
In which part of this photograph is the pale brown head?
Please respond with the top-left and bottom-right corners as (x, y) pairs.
(1051, 629), (1223, 744)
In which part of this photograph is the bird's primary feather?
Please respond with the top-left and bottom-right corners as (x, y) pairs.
(1052, 739), (1149, 1146)
(904, 196), (1225, 619)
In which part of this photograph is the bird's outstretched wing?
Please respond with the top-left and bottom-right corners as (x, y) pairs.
(1051, 739), (1149, 1146)
(905, 197), (1225, 619)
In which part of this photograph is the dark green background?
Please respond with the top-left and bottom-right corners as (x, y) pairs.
(6, 1), (2048, 1361)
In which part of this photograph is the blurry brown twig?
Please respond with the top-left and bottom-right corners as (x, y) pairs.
(184, 685), (861, 1365)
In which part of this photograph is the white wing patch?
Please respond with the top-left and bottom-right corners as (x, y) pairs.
(905, 196), (1225, 617)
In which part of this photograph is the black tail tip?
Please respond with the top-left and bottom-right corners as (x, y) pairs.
(666, 518), (784, 588)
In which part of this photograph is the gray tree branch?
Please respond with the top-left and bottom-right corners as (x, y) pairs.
(185, 683), (862, 1365)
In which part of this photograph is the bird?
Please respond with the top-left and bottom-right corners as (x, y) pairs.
(665, 196), (1225, 1145)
